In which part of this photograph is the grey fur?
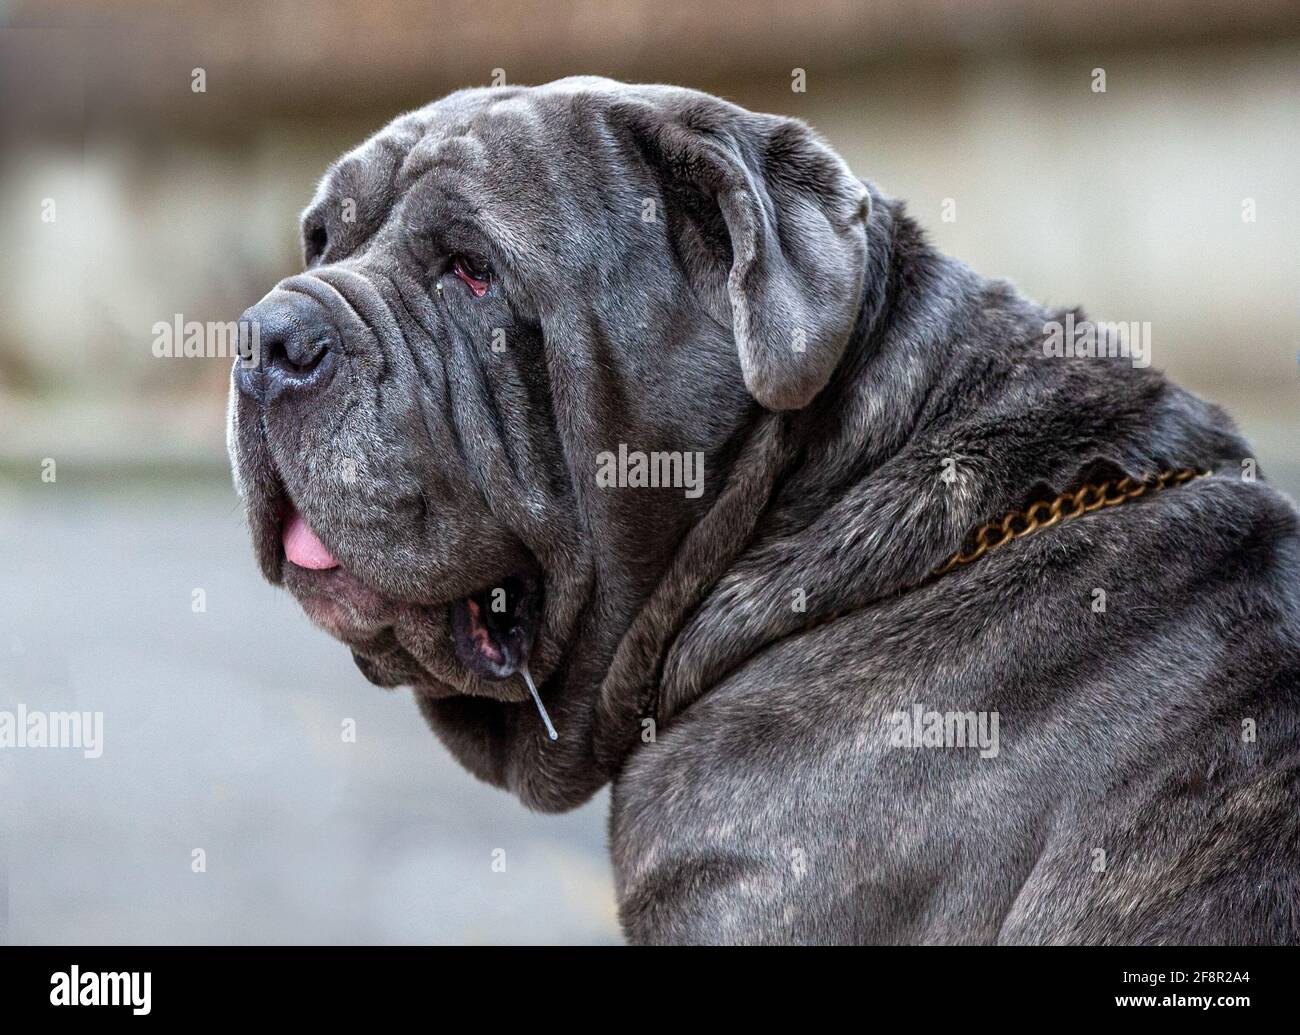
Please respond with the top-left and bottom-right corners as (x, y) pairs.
(228, 77), (1300, 945)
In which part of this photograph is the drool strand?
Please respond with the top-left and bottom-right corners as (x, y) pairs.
(521, 662), (558, 741)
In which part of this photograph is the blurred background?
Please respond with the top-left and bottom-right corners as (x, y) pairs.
(1, 0), (1297, 944)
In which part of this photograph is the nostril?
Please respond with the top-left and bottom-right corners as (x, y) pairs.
(265, 334), (325, 378)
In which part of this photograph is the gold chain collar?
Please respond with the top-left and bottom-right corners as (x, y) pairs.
(934, 467), (1211, 577)
(750, 467), (1211, 675)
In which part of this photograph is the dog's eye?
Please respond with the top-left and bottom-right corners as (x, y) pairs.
(451, 255), (491, 296)
(305, 225), (328, 266)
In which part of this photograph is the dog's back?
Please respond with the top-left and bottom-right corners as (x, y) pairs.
(612, 196), (1300, 945)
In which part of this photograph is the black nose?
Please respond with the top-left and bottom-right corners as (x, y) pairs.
(234, 290), (338, 402)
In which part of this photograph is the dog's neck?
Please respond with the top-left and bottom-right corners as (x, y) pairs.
(592, 191), (939, 756)
(596, 189), (1248, 744)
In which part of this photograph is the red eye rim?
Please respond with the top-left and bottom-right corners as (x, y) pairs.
(451, 257), (490, 297)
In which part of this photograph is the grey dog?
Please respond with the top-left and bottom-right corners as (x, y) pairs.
(228, 77), (1300, 944)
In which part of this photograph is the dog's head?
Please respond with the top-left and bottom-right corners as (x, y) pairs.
(227, 77), (871, 804)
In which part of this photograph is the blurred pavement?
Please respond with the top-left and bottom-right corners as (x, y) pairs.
(0, 478), (620, 945)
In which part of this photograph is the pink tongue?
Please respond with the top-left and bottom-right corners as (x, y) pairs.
(283, 508), (340, 570)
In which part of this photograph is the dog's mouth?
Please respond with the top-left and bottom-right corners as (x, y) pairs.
(280, 503), (544, 685)
(283, 507), (344, 571)
(447, 573), (541, 680)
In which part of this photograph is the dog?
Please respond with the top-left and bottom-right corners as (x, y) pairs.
(228, 77), (1300, 944)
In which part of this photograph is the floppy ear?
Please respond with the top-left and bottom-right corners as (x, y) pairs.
(615, 99), (872, 410)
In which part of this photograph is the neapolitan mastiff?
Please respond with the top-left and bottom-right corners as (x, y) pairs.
(228, 78), (1300, 944)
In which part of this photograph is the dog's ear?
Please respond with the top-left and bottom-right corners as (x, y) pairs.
(614, 98), (871, 411)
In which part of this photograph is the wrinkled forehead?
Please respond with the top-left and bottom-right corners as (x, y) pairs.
(307, 89), (513, 207)
(306, 81), (629, 262)
(404, 88), (548, 180)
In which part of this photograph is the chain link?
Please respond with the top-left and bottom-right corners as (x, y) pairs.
(933, 467), (1211, 577)
(770, 466), (1212, 655)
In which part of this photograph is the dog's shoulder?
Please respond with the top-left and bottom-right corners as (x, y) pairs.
(611, 468), (1300, 944)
